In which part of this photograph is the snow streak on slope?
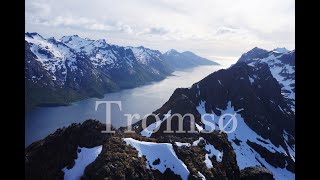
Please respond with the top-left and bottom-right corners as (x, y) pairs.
(196, 101), (294, 180)
(62, 145), (102, 180)
(283, 130), (295, 162)
(123, 138), (190, 180)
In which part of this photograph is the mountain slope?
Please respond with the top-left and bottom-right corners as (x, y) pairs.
(130, 48), (295, 179)
(26, 119), (275, 180)
(25, 33), (219, 110)
(236, 47), (295, 111)
(161, 49), (219, 69)
(25, 33), (173, 110)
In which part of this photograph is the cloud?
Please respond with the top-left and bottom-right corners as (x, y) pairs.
(115, 22), (134, 34)
(25, 0), (295, 63)
(29, 15), (134, 34)
(216, 26), (238, 35)
(26, 1), (51, 15)
(139, 27), (169, 35)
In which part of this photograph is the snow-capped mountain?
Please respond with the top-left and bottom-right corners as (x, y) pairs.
(129, 48), (295, 179)
(161, 49), (219, 69)
(25, 33), (218, 110)
(237, 47), (269, 63)
(237, 47), (295, 111)
(126, 46), (173, 76)
(25, 33), (174, 109)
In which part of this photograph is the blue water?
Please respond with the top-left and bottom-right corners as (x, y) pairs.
(25, 65), (226, 146)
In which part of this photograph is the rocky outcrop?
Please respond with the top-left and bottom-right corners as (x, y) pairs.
(82, 136), (154, 180)
(240, 167), (274, 180)
(156, 134), (240, 180)
(26, 119), (283, 180)
(24, 120), (241, 180)
(25, 120), (112, 180)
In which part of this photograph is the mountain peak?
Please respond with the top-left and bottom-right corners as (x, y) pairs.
(182, 51), (195, 55)
(92, 39), (108, 48)
(237, 47), (268, 63)
(95, 39), (107, 44)
(61, 35), (86, 41)
(166, 49), (179, 55)
(98, 38), (107, 42)
(47, 37), (59, 42)
(251, 47), (266, 52)
(272, 47), (289, 53)
(25, 32), (44, 39)
(137, 45), (145, 49)
(60, 35), (85, 44)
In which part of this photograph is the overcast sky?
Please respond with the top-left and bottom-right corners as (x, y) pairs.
(26, 0), (295, 65)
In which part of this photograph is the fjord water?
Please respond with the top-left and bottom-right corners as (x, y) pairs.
(25, 65), (227, 146)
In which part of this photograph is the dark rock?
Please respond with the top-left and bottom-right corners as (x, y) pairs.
(232, 137), (242, 146)
(246, 140), (294, 173)
(152, 158), (161, 165)
(82, 136), (154, 180)
(25, 120), (112, 180)
(240, 166), (274, 180)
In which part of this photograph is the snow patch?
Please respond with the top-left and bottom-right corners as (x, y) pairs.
(196, 101), (294, 180)
(192, 137), (204, 146)
(123, 138), (190, 180)
(175, 142), (191, 147)
(249, 76), (255, 85)
(204, 154), (213, 169)
(63, 145), (102, 180)
(140, 110), (171, 137)
(195, 123), (204, 132)
(197, 171), (206, 180)
(205, 143), (223, 163)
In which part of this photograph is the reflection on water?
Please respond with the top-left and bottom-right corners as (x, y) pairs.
(25, 65), (227, 146)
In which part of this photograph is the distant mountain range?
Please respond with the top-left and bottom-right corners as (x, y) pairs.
(25, 32), (219, 110)
(26, 47), (295, 180)
(161, 49), (219, 69)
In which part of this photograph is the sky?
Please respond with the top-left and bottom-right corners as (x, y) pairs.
(25, 0), (295, 65)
